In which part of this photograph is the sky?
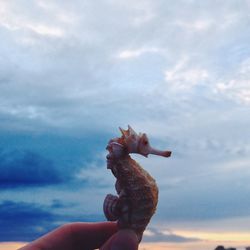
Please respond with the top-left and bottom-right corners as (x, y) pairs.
(0, 0), (250, 249)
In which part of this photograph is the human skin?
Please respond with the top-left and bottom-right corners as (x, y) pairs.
(18, 222), (138, 250)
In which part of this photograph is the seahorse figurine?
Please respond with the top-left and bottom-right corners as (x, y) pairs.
(103, 125), (171, 242)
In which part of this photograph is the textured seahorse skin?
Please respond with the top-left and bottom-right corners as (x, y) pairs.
(104, 155), (158, 242)
(103, 126), (171, 242)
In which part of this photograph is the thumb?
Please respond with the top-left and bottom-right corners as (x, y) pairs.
(100, 229), (139, 250)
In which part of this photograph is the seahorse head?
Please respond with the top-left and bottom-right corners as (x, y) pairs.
(119, 125), (172, 158)
(106, 125), (171, 168)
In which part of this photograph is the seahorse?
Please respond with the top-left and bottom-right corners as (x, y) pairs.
(103, 125), (171, 242)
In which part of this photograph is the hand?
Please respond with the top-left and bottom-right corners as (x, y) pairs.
(18, 222), (138, 250)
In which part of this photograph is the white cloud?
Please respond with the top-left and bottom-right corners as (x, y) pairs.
(164, 57), (209, 90)
(26, 23), (64, 37)
(76, 164), (114, 187)
(0, 18), (64, 37)
(117, 47), (161, 59)
(215, 58), (250, 104)
(175, 19), (214, 31)
(0, 104), (44, 120)
(75, 151), (115, 187)
(143, 227), (200, 242)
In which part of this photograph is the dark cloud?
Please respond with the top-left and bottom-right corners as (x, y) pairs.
(0, 132), (111, 189)
(0, 200), (104, 242)
(0, 150), (62, 187)
(0, 199), (201, 243)
(143, 227), (200, 243)
(0, 200), (56, 241)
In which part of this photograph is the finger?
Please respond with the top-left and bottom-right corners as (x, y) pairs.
(18, 222), (117, 250)
(100, 229), (139, 250)
(70, 222), (117, 250)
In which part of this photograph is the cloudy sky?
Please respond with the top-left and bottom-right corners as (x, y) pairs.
(1, 0), (250, 249)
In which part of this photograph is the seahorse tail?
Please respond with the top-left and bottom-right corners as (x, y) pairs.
(103, 194), (120, 221)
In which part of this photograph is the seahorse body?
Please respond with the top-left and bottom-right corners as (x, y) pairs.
(104, 155), (158, 241)
(103, 126), (171, 242)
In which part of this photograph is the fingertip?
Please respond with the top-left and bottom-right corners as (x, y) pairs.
(101, 229), (139, 250)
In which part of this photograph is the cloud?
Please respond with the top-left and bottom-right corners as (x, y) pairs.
(0, 199), (201, 243)
(143, 227), (200, 243)
(0, 150), (62, 187)
(0, 131), (114, 189)
(117, 47), (161, 59)
(0, 0), (249, 137)
(164, 57), (209, 91)
(215, 58), (250, 104)
(0, 0), (250, 238)
(0, 200), (56, 241)
(174, 19), (214, 31)
(75, 162), (114, 188)
(0, 200), (104, 241)
(0, 1), (66, 37)
(155, 157), (250, 222)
